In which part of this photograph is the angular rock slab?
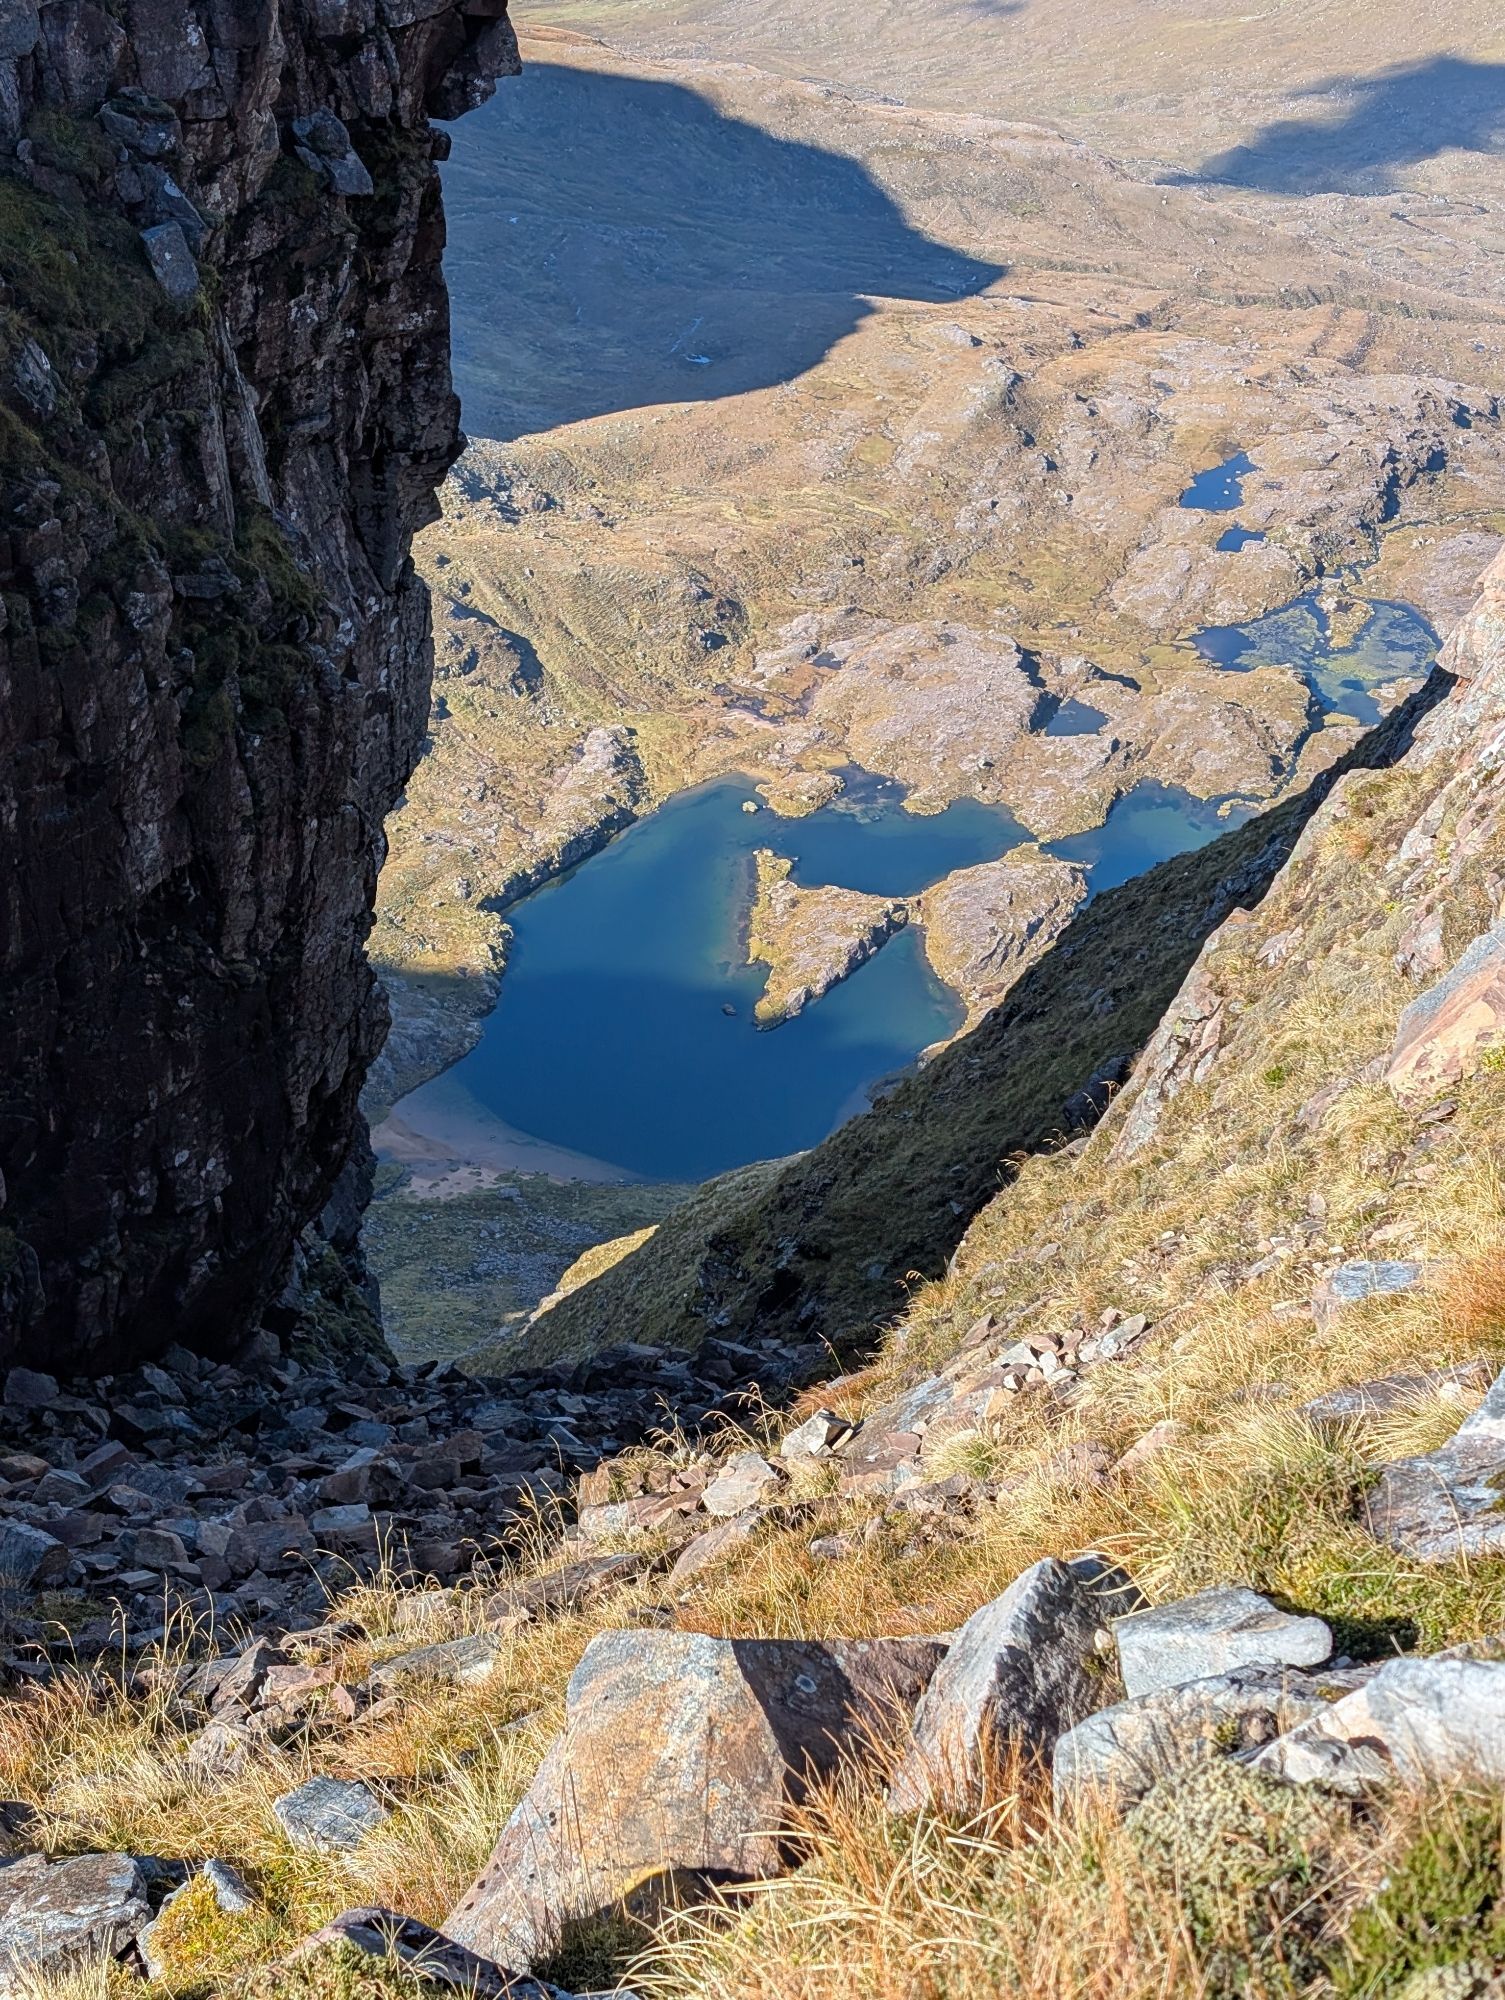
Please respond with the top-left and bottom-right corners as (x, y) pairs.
(273, 1776), (387, 1853)
(0, 1852), (150, 1990)
(1386, 916), (1505, 1105)
(886, 1556), (1130, 1816)
(1253, 1657), (1505, 1794)
(1052, 1663), (1373, 1811)
(1366, 1364), (1505, 1562)
(1114, 1587), (1331, 1699)
(702, 1451), (782, 1517)
(445, 1629), (944, 1971)
(1310, 1258), (1425, 1330)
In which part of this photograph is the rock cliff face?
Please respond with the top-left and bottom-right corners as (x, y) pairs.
(0, 0), (517, 1368)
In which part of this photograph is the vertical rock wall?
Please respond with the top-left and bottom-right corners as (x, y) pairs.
(0, 1), (517, 1367)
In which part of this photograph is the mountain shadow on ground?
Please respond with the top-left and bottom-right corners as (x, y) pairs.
(1174, 56), (1505, 196)
(440, 59), (1004, 440)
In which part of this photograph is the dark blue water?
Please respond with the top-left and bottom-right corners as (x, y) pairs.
(757, 772), (1033, 894)
(410, 767), (1260, 1180)
(1195, 592), (1437, 725)
(1217, 525), (1266, 553)
(424, 776), (1026, 1181)
(1045, 783), (1249, 894)
(1042, 697), (1110, 737)
(1181, 451), (1255, 511)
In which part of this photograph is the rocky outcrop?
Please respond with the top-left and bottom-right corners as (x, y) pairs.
(918, 851), (1086, 1028)
(0, 0), (518, 1369)
(746, 849), (907, 1025)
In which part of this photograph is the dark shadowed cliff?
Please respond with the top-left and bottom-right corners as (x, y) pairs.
(0, 0), (517, 1369)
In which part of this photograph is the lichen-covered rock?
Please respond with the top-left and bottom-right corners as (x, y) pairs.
(0, 0), (519, 1370)
(1253, 1656), (1505, 1794)
(273, 1776), (387, 1853)
(886, 1556), (1126, 1816)
(1113, 1587), (1331, 1698)
(1052, 1662), (1372, 1810)
(445, 1627), (944, 1970)
(1386, 917), (1505, 1105)
(0, 1851), (150, 1991)
(1366, 1364), (1505, 1563)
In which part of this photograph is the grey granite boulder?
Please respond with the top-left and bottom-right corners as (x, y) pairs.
(273, 1777), (387, 1853)
(702, 1451), (783, 1517)
(1365, 1363), (1505, 1562)
(1253, 1657), (1505, 1794)
(140, 222), (199, 301)
(886, 1555), (1132, 1816)
(370, 1633), (502, 1690)
(0, 1852), (150, 1990)
(445, 1628), (944, 1971)
(1052, 1662), (1374, 1810)
(1113, 1587), (1331, 1698)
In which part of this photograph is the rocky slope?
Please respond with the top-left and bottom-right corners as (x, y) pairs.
(0, 0), (517, 1372)
(0, 552), (1498, 1997)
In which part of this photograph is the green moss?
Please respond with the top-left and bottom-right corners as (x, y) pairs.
(1332, 1794), (1505, 1998)
(24, 106), (117, 190)
(1123, 1760), (1348, 1994)
(141, 1874), (259, 1993)
(88, 329), (210, 431)
(0, 167), (161, 356)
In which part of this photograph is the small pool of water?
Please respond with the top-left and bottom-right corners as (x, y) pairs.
(1194, 592), (1437, 725)
(399, 767), (1245, 1181)
(1041, 696), (1110, 737)
(1217, 525), (1266, 553)
(1181, 451), (1255, 511)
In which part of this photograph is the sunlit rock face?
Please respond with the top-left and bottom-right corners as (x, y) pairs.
(0, 0), (517, 1367)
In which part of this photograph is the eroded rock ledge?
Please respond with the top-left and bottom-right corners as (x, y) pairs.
(0, 0), (517, 1370)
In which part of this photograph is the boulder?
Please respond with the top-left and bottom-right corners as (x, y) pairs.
(1052, 1663), (1374, 1810)
(480, 1552), (649, 1623)
(445, 1628), (944, 1970)
(702, 1451), (783, 1518)
(1301, 1361), (1487, 1428)
(665, 1514), (761, 1590)
(273, 1777), (387, 1853)
(370, 1634), (502, 1690)
(1385, 918), (1505, 1105)
(140, 221), (199, 301)
(1365, 1363), (1505, 1562)
(1253, 1657), (1505, 1794)
(2, 1369), (57, 1409)
(1310, 1258), (1426, 1329)
(1113, 1588), (1331, 1699)
(886, 1556), (1131, 1816)
(0, 1853), (150, 1990)
(780, 1410), (852, 1460)
(0, 1521), (66, 1592)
